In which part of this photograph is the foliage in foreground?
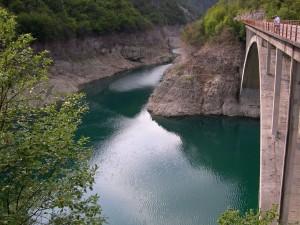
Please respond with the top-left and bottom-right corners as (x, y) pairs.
(0, 8), (104, 225)
(218, 207), (278, 225)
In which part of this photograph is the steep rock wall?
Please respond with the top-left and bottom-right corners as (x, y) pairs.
(147, 30), (260, 118)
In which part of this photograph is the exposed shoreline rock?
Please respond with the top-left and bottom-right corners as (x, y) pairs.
(35, 26), (180, 96)
(147, 29), (260, 118)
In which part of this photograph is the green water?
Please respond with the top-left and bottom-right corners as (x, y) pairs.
(78, 64), (260, 225)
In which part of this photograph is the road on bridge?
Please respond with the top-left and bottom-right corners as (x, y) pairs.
(243, 19), (300, 45)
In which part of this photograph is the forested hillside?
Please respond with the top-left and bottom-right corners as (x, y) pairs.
(0, 0), (216, 41)
(131, 0), (216, 25)
(0, 0), (148, 41)
(183, 0), (300, 45)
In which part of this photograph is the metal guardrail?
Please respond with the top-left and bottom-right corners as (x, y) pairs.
(242, 19), (300, 44)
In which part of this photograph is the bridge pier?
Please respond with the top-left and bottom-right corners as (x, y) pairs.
(272, 49), (283, 137)
(266, 42), (272, 75)
(280, 59), (300, 224)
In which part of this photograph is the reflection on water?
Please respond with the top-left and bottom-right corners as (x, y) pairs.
(109, 64), (171, 92)
(78, 65), (259, 225)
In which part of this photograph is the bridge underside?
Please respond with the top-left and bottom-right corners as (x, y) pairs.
(241, 30), (300, 224)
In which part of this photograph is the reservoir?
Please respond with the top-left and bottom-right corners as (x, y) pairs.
(77, 64), (260, 225)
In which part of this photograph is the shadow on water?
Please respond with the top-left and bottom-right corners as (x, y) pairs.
(154, 116), (260, 209)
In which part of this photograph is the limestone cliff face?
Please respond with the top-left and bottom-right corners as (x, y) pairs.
(147, 30), (260, 118)
(35, 27), (179, 95)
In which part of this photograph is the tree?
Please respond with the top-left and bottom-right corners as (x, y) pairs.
(0, 8), (104, 225)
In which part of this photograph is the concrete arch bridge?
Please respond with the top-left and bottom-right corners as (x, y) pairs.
(240, 20), (300, 224)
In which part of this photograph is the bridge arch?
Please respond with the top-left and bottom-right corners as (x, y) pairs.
(239, 35), (262, 118)
(240, 35), (261, 95)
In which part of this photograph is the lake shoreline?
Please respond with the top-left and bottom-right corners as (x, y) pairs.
(39, 26), (181, 99)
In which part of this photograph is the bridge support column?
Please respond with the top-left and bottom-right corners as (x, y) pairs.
(280, 59), (300, 225)
(272, 48), (283, 136)
(266, 42), (272, 75)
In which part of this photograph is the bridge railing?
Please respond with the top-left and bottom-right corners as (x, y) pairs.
(242, 19), (300, 44)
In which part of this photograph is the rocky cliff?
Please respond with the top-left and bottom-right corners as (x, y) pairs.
(36, 27), (179, 95)
(147, 29), (260, 118)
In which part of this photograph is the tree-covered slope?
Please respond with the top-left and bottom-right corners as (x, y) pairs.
(131, 0), (217, 25)
(0, 0), (216, 42)
(183, 0), (300, 45)
(0, 0), (149, 41)
(131, 0), (187, 25)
